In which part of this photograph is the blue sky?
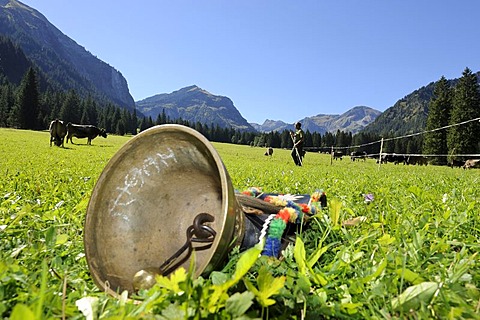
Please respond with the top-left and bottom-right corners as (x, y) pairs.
(21, 1), (480, 124)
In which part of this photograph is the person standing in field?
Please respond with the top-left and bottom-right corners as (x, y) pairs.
(290, 122), (305, 166)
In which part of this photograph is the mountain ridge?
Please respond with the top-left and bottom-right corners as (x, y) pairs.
(0, 0), (135, 109)
(250, 106), (381, 134)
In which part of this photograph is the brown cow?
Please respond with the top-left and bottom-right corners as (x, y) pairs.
(462, 159), (480, 169)
(49, 119), (67, 147)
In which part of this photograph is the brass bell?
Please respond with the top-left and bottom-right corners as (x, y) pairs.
(84, 125), (245, 296)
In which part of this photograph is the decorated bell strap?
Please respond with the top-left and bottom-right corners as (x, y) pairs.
(236, 189), (327, 258)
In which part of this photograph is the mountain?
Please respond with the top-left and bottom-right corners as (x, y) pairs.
(252, 106), (381, 134)
(305, 106), (382, 134)
(0, 0), (135, 110)
(250, 119), (291, 132)
(136, 85), (255, 131)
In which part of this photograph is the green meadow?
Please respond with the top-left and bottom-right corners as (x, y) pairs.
(1, 128), (479, 319)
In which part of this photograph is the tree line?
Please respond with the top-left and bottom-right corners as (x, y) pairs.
(1, 66), (479, 159)
(0, 67), (138, 135)
(423, 67), (480, 164)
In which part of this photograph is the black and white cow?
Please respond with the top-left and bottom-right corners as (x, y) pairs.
(350, 151), (367, 161)
(66, 123), (107, 145)
(332, 151), (343, 160)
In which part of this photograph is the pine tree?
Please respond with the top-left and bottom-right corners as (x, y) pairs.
(81, 95), (98, 125)
(59, 90), (81, 124)
(130, 108), (138, 135)
(447, 68), (480, 160)
(195, 122), (204, 135)
(304, 130), (312, 147)
(423, 76), (452, 165)
(312, 132), (321, 147)
(116, 118), (125, 135)
(80, 103), (90, 124)
(138, 117), (147, 132)
(12, 67), (40, 129)
(394, 138), (405, 154)
(160, 109), (168, 124)
(111, 108), (121, 134)
(147, 116), (154, 129)
(280, 130), (291, 148)
(336, 130), (350, 147)
(323, 132), (334, 148)
(46, 90), (64, 120)
(0, 84), (14, 127)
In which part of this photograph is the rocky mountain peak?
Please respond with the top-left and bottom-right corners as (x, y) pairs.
(136, 85), (254, 131)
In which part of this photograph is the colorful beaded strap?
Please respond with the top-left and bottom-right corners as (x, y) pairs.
(240, 188), (327, 257)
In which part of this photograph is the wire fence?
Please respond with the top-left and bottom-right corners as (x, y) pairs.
(309, 116), (480, 164)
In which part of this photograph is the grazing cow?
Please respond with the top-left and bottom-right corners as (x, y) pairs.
(380, 154), (407, 165)
(350, 151), (367, 162)
(49, 119), (67, 147)
(66, 123), (107, 145)
(264, 147), (273, 156)
(406, 155), (428, 166)
(332, 151), (343, 160)
(462, 159), (480, 169)
(449, 159), (464, 168)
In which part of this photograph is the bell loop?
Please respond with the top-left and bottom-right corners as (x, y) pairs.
(193, 213), (216, 239)
(158, 213), (216, 276)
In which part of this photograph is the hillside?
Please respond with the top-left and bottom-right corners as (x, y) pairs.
(0, 0), (135, 110)
(361, 83), (435, 136)
(0, 35), (32, 85)
(361, 74), (476, 137)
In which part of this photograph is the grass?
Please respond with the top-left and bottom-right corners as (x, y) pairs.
(1, 128), (479, 319)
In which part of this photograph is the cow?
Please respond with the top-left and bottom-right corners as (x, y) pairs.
(406, 155), (428, 166)
(49, 119), (67, 147)
(350, 151), (367, 162)
(264, 147), (273, 156)
(66, 123), (107, 145)
(332, 151), (343, 160)
(380, 154), (407, 165)
(449, 159), (464, 168)
(462, 159), (480, 169)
